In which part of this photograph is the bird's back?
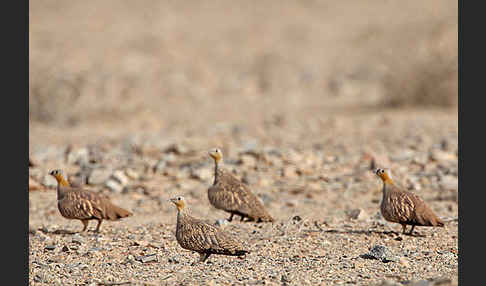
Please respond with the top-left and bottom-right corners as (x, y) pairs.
(381, 183), (443, 227)
(176, 211), (248, 255)
(209, 169), (273, 221)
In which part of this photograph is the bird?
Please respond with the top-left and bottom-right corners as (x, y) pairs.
(207, 148), (274, 223)
(49, 169), (132, 232)
(169, 196), (250, 264)
(375, 168), (444, 235)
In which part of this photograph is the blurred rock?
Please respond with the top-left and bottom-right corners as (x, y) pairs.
(88, 168), (112, 185)
(66, 147), (90, 165)
(42, 174), (58, 188)
(346, 208), (369, 221)
(105, 179), (123, 193)
(112, 170), (129, 186)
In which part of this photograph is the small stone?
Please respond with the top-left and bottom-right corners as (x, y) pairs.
(124, 168), (140, 180)
(215, 219), (229, 227)
(44, 245), (56, 251)
(67, 147), (90, 165)
(136, 254), (157, 263)
(112, 170), (129, 186)
(346, 209), (368, 221)
(399, 257), (410, 267)
(62, 245), (70, 252)
(105, 179), (123, 193)
(71, 234), (85, 245)
(429, 150), (456, 162)
(154, 160), (167, 173)
(361, 245), (397, 262)
(191, 167), (212, 181)
(132, 240), (149, 247)
(87, 168), (112, 185)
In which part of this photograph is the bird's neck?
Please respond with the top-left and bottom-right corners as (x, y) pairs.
(381, 179), (395, 196)
(176, 208), (189, 226)
(213, 160), (222, 184)
(56, 177), (70, 199)
(58, 177), (70, 187)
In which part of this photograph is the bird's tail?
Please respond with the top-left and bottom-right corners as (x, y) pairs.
(106, 204), (133, 220)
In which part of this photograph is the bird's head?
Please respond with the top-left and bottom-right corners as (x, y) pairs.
(169, 196), (186, 211)
(49, 169), (70, 186)
(208, 148), (223, 163)
(375, 168), (394, 183)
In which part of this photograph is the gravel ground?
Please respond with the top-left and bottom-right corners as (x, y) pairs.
(29, 109), (458, 286)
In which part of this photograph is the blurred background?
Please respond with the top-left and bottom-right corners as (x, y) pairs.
(29, 0), (457, 147)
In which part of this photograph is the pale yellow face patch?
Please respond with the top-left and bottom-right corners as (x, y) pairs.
(208, 148), (223, 162)
(49, 169), (70, 186)
(375, 168), (394, 183)
(170, 196), (186, 211)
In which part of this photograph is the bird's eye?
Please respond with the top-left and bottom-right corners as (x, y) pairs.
(178, 198), (181, 200)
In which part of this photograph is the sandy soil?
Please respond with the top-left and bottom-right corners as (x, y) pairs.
(29, 1), (458, 285)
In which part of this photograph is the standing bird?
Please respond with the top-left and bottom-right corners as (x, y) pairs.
(375, 168), (444, 235)
(169, 196), (249, 264)
(49, 169), (132, 232)
(207, 148), (274, 223)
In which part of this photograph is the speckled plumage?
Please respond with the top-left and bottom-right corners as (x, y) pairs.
(376, 168), (444, 235)
(208, 148), (273, 223)
(50, 169), (132, 232)
(170, 196), (249, 264)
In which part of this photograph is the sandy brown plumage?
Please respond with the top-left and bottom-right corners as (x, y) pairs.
(49, 169), (132, 232)
(375, 168), (444, 235)
(207, 148), (274, 223)
(170, 196), (249, 264)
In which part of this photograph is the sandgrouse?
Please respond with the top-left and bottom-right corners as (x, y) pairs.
(170, 196), (249, 264)
(375, 168), (444, 235)
(49, 169), (132, 232)
(207, 148), (273, 223)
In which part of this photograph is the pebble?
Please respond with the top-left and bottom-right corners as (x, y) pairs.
(105, 179), (123, 193)
(361, 245), (397, 263)
(215, 219), (229, 227)
(67, 147), (90, 165)
(124, 168), (140, 180)
(112, 170), (129, 186)
(399, 257), (410, 267)
(71, 234), (85, 245)
(429, 150), (456, 163)
(88, 168), (112, 185)
(136, 254), (158, 263)
(346, 209), (368, 221)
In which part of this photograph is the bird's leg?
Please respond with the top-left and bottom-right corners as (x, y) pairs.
(401, 224), (407, 234)
(240, 215), (245, 222)
(94, 219), (103, 232)
(199, 253), (211, 263)
(228, 213), (234, 222)
(408, 225), (416, 235)
(80, 220), (89, 232)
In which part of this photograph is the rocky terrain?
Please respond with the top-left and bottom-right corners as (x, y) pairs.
(29, 1), (457, 285)
(29, 109), (458, 286)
